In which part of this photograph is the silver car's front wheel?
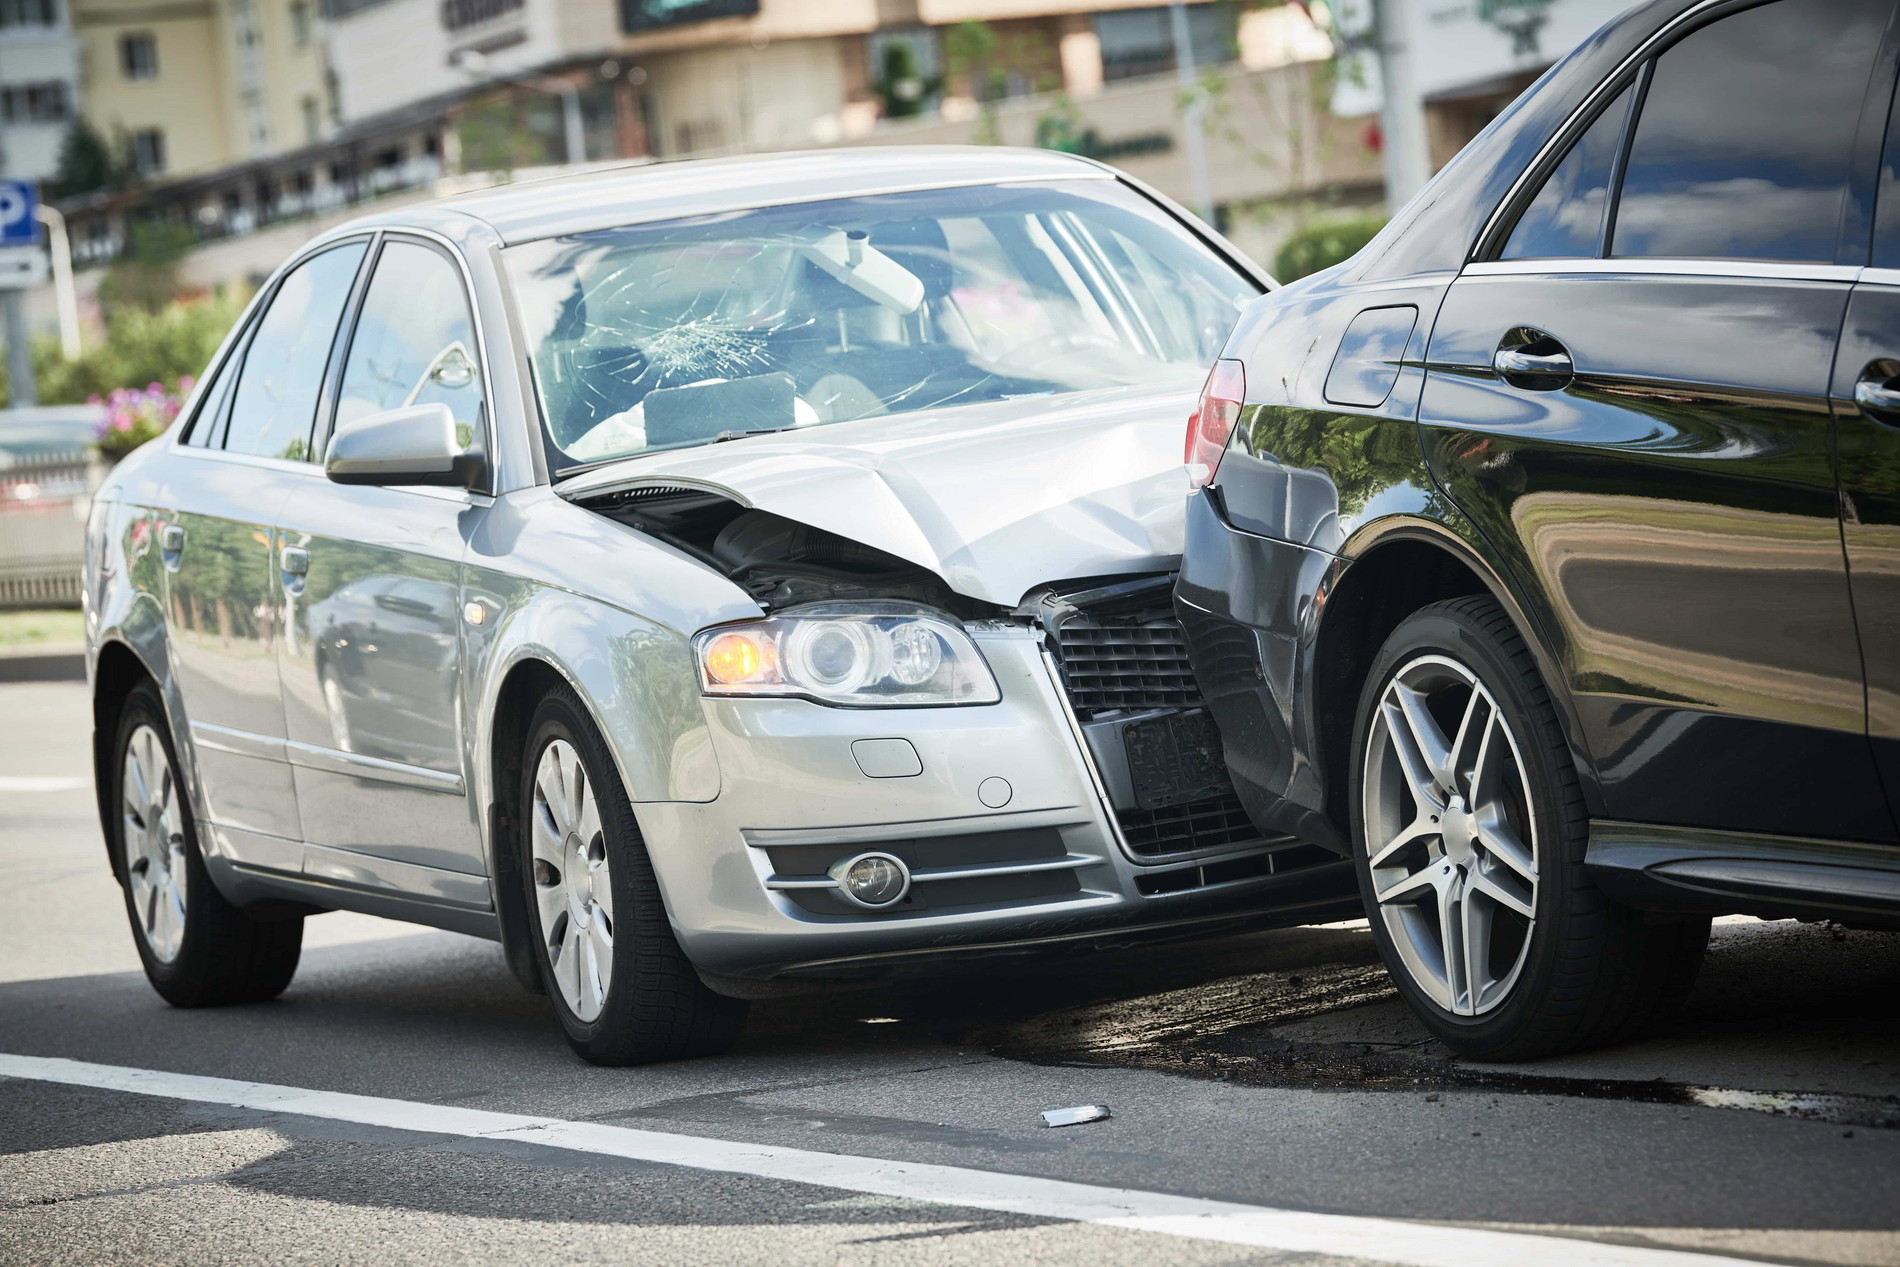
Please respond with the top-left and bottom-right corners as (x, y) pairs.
(1362, 654), (1537, 1017)
(519, 685), (746, 1065)
(121, 723), (189, 963)
(531, 737), (614, 1023)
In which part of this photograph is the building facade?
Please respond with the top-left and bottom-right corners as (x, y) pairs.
(0, 0), (83, 181)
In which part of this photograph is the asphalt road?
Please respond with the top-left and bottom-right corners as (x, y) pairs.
(3, 672), (1898, 1266)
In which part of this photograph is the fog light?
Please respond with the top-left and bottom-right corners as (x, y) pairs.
(829, 851), (910, 909)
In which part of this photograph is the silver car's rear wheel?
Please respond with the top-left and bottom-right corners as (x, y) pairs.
(1362, 654), (1537, 1017)
(111, 680), (302, 1007)
(530, 738), (613, 1024)
(121, 723), (189, 963)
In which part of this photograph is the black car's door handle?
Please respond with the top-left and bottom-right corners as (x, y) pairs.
(1493, 332), (1574, 390)
(1854, 362), (1900, 425)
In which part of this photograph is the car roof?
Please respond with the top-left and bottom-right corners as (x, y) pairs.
(348, 146), (1115, 247)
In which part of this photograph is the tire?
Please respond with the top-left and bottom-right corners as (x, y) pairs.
(520, 686), (747, 1065)
(110, 681), (303, 1007)
(1347, 596), (1709, 1060)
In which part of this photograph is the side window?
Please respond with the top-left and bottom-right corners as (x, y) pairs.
(1610, 0), (1890, 262)
(332, 240), (484, 454)
(180, 344), (237, 447)
(1501, 83), (1633, 260)
(222, 242), (366, 460)
(1871, 63), (1900, 267)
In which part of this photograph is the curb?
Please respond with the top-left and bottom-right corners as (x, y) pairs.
(0, 642), (86, 683)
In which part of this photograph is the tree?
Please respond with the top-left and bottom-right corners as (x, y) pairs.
(874, 40), (938, 119)
(97, 220), (199, 315)
(1272, 214), (1387, 281)
(47, 120), (130, 201)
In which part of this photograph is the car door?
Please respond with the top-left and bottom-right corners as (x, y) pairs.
(1834, 61), (1900, 821)
(161, 239), (369, 869)
(275, 235), (488, 894)
(1419, 0), (1898, 843)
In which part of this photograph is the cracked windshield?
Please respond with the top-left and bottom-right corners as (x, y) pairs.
(504, 180), (1257, 472)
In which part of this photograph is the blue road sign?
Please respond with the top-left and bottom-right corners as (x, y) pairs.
(0, 180), (38, 246)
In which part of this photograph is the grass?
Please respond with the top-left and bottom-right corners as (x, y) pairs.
(0, 609), (84, 648)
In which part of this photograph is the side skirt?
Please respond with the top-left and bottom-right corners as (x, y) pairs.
(1586, 820), (1900, 929)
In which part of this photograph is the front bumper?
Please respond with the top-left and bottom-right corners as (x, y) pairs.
(637, 626), (1355, 979)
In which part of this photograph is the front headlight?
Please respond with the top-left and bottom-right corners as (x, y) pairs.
(694, 604), (1000, 707)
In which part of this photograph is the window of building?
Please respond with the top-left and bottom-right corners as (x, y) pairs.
(0, 82), (72, 124)
(121, 32), (159, 80)
(130, 128), (165, 176)
(1501, 83), (1633, 260)
(1610, 0), (1889, 262)
(223, 242), (367, 461)
(1094, 5), (1228, 83)
(301, 94), (319, 144)
(289, 0), (310, 46)
(0, 0), (57, 28)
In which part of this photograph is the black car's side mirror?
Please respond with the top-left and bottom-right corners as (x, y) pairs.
(325, 403), (485, 490)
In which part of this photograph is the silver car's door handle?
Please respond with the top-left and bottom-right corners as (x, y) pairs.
(281, 546), (310, 576)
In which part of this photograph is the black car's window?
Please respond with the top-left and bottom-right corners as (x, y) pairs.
(1610, 0), (1890, 263)
(222, 242), (367, 461)
(1501, 82), (1633, 260)
(1870, 59), (1900, 267)
(331, 240), (484, 458)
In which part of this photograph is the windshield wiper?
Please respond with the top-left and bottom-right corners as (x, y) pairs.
(711, 427), (790, 444)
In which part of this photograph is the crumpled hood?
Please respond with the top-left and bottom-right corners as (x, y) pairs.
(556, 381), (1199, 607)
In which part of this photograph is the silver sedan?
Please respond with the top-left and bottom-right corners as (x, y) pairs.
(83, 147), (1358, 1064)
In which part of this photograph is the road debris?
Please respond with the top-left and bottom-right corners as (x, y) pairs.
(1042, 1105), (1112, 1127)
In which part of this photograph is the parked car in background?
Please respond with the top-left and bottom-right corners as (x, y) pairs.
(1176, 0), (1900, 1060)
(85, 147), (1364, 1066)
(0, 404), (105, 610)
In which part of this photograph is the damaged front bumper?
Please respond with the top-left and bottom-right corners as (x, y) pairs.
(640, 587), (1358, 982)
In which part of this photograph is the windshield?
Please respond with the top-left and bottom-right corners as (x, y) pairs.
(503, 180), (1259, 474)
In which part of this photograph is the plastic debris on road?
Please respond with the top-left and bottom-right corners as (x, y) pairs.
(1040, 1105), (1111, 1127)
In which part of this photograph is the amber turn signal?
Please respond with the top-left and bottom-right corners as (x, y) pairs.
(703, 631), (766, 683)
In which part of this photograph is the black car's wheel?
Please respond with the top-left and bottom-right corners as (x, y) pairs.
(520, 685), (747, 1065)
(111, 681), (303, 1006)
(1348, 596), (1708, 1060)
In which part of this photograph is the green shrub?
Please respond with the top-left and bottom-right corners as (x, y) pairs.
(1272, 214), (1389, 283)
(1, 288), (249, 409)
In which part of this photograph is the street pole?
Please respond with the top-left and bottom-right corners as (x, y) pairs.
(559, 85), (585, 166)
(1372, 0), (1433, 211)
(1169, 0), (1216, 225)
(4, 290), (34, 407)
(35, 204), (80, 361)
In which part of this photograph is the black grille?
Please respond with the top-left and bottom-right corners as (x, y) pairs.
(1055, 616), (1202, 717)
(1116, 790), (1262, 857)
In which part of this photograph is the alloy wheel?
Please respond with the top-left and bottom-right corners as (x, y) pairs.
(1361, 654), (1538, 1017)
(121, 723), (188, 963)
(530, 738), (614, 1022)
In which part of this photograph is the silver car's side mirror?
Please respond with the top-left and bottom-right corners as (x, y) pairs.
(325, 402), (483, 489)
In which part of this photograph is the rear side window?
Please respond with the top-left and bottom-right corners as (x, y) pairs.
(222, 241), (366, 461)
(1502, 83), (1634, 260)
(1610, 0), (1889, 262)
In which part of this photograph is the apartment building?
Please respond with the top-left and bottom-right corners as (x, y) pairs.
(72, 0), (332, 180)
(50, 0), (1355, 285)
(0, 0), (82, 181)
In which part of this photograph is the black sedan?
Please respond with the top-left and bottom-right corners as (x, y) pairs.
(1177, 0), (1900, 1060)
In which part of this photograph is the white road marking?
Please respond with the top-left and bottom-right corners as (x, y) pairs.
(0, 1053), (1760, 1267)
(0, 776), (88, 793)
